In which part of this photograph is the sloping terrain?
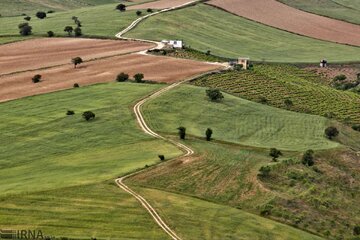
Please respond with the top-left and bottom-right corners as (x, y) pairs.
(126, 4), (360, 62)
(277, 0), (360, 24)
(128, 0), (193, 10)
(208, 0), (360, 46)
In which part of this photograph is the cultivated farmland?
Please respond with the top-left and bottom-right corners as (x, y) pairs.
(128, 0), (194, 10)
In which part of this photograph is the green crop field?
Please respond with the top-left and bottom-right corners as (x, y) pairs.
(126, 4), (360, 63)
(0, 3), (139, 38)
(142, 84), (339, 151)
(278, 0), (360, 24)
(191, 64), (360, 125)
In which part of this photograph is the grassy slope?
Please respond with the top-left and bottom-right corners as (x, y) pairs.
(126, 4), (360, 63)
(0, 3), (138, 38)
(142, 84), (338, 151)
(0, 82), (182, 196)
(191, 65), (360, 125)
(277, 0), (360, 24)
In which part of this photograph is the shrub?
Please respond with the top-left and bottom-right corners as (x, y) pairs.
(47, 10), (55, 14)
(259, 96), (268, 104)
(269, 148), (282, 161)
(352, 124), (360, 132)
(116, 4), (126, 11)
(36, 11), (47, 19)
(333, 74), (347, 81)
(24, 16), (31, 21)
(66, 110), (75, 115)
(64, 26), (73, 36)
(18, 22), (32, 36)
(116, 72), (129, 82)
(47, 31), (54, 37)
(134, 73), (144, 83)
(74, 27), (82, 37)
(73, 83), (80, 88)
(71, 57), (83, 68)
(354, 226), (360, 235)
(284, 98), (293, 107)
(177, 127), (186, 140)
(206, 89), (224, 101)
(147, 8), (153, 13)
(206, 50), (211, 56)
(82, 111), (95, 121)
(205, 128), (213, 141)
(136, 10), (142, 16)
(325, 126), (339, 139)
(158, 155), (165, 161)
(32, 74), (41, 83)
(258, 165), (271, 177)
(302, 149), (315, 166)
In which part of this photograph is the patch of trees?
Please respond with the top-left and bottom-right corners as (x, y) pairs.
(32, 74), (42, 83)
(115, 72), (154, 83)
(64, 26), (73, 36)
(71, 57), (83, 68)
(177, 127), (186, 140)
(325, 126), (339, 139)
(18, 22), (32, 36)
(206, 89), (224, 101)
(36, 11), (47, 19)
(64, 17), (82, 37)
(116, 4), (126, 12)
(82, 111), (95, 121)
(269, 148), (282, 162)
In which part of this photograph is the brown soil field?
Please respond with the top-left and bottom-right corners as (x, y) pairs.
(128, 0), (192, 10)
(305, 64), (360, 84)
(208, 0), (360, 46)
(0, 38), (154, 75)
(0, 53), (221, 102)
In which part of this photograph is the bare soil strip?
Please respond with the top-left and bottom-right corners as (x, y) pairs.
(0, 38), (154, 75)
(208, 0), (360, 46)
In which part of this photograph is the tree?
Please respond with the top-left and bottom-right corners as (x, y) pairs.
(134, 73), (144, 83)
(18, 22), (32, 36)
(269, 148), (282, 161)
(71, 57), (83, 68)
(66, 110), (75, 115)
(64, 26), (73, 36)
(354, 226), (360, 236)
(177, 127), (186, 140)
(116, 72), (129, 82)
(147, 8), (153, 13)
(258, 166), (271, 177)
(205, 128), (213, 141)
(116, 4), (126, 11)
(73, 83), (80, 88)
(74, 27), (82, 37)
(32, 74), (41, 83)
(302, 149), (314, 166)
(82, 111), (95, 121)
(325, 126), (339, 139)
(284, 98), (293, 107)
(24, 16), (31, 21)
(47, 31), (54, 37)
(36, 11), (47, 19)
(206, 89), (224, 101)
(136, 10), (142, 16)
(158, 155), (165, 161)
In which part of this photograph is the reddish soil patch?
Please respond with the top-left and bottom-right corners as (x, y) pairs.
(208, 0), (360, 46)
(128, 0), (192, 9)
(0, 38), (154, 75)
(305, 64), (360, 84)
(0, 53), (221, 102)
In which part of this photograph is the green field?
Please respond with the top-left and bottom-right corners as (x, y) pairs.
(126, 4), (360, 63)
(142, 84), (338, 151)
(278, 0), (360, 24)
(191, 64), (360, 124)
(0, 3), (139, 38)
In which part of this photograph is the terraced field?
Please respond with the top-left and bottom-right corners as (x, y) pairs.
(191, 64), (360, 124)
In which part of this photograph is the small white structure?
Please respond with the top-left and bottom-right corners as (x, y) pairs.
(238, 57), (250, 70)
(320, 59), (328, 68)
(161, 40), (183, 49)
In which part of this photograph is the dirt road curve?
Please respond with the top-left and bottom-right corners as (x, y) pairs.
(128, 0), (194, 10)
(208, 0), (360, 46)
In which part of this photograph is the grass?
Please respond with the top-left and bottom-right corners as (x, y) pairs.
(191, 64), (360, 124)
(125, 4), (360, 63)
(0, 82), (182, 196)
(0, 3), (139, 38)
(277, 0), (360, 24)
(142, 84), (338, 151)
(0, 36), (34, 44)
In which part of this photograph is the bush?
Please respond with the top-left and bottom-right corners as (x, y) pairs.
(36, 11), (47, 19)
(354, 226), (360, 236)
(333, 74), (347, 81)
(325, 126), (339, 139)
(302, 149), (314, 166)
(64, 26), (73, 36)
(71, 57), (83, 68)
(284, 98), (293, 107)
(259, 96), (268, 104)
(269, 148), (282, 161)
(74, 27), (82, 37)
(136, 10), (142, 16)
(177, 127), (186, 140)
(258, 165), (271, 177)
(18, 22), (32, 36)
(73, 83), (80, 88)
(82, 111), (95, 121)
(32, 74), (41, 83)
(47, 31), (54, 37)
(352, 124), (360, 132)
(206, 89), (224, 101)
(116, 4), (126, 11)
(66, 110), (75, 115)
(158, 155), (165, 161)
(205, 128), (213, 141)
(116, 72), (129, 82)
(24, 16), (31, 21)
(147, 8), (153, 13)
(134, 73), (144, 83)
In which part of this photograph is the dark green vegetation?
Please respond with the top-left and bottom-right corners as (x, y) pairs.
(191, 64), (360, 124)
(143, 84), (339, 151)
(278, 0), (360, 24)
(126, 4), (360, 63)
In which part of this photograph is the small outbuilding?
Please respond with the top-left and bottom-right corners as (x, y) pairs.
(161, 40), (183, 49)
(320, 59), (328, 68)
(238, 57), (250, 70)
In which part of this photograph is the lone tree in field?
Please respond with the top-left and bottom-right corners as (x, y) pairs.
(24, 16), (31, 21)
(82, 111), (95, 121)
(32, 74), (42, 83)
(206, 89), (224, 101)
(147, 8), (153, 13)
(47, 31), (54, 37)
(18, 22), (32, 36)
(136, 10), (142, 16)
(325, 126), (339, 139)
(36, 11), (47, 19)
(302, 149), (315, 166)
(158, 155), (165, 161)
(74, 27), (82, 37)
(116, 4), (126, 12)
(269, 148), (282, 162)
(73, 83), (80, 88)
(72, 57), (83, 68)
(205, 128), (213, 141)
(64, 26), (73, 36)
(177, 127), (186, 140)
(116, 72), (129, 82)
(134, 73), (144, 83)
